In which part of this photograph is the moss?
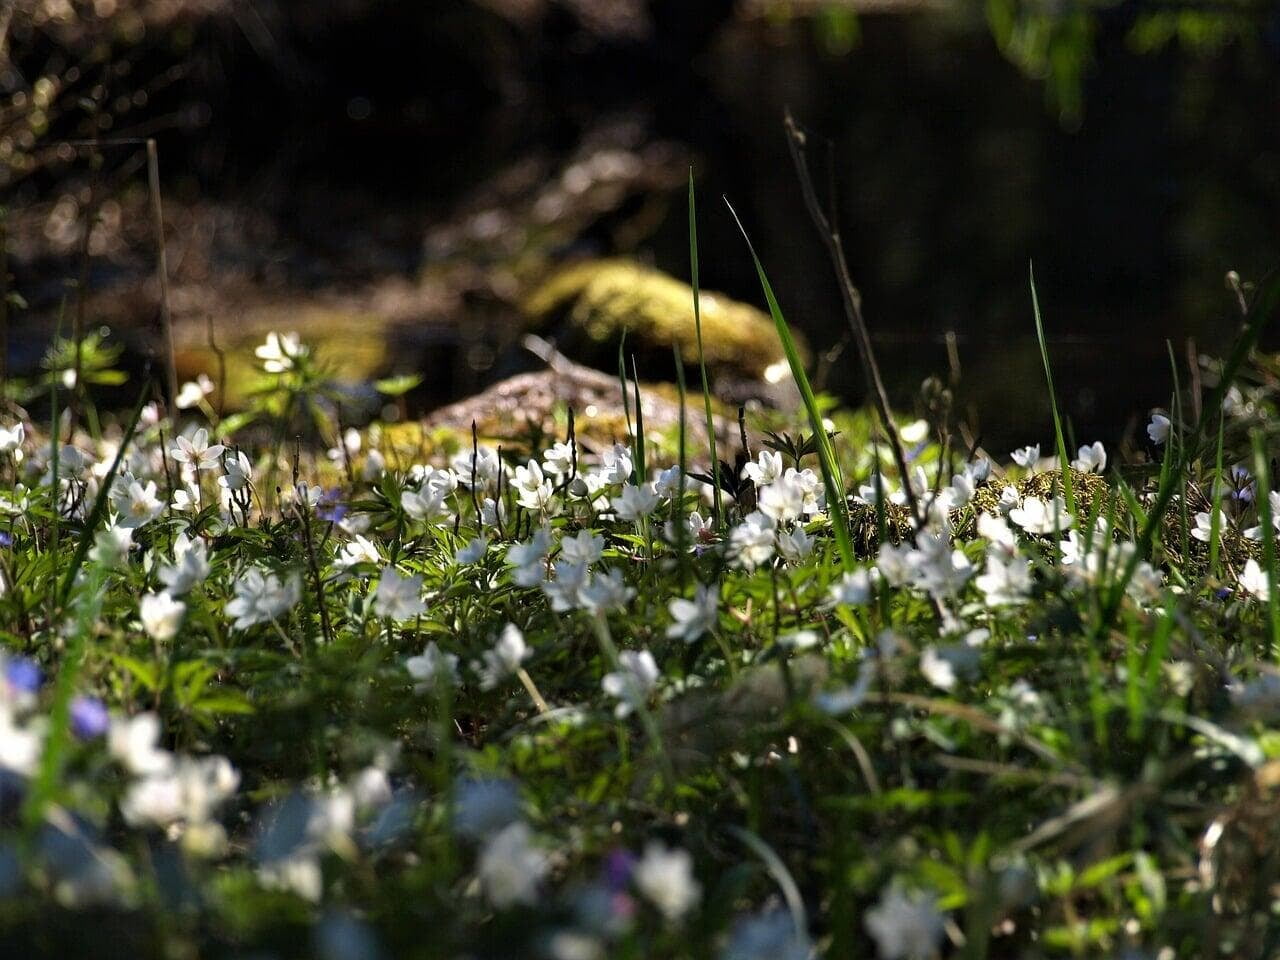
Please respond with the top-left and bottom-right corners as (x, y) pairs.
(523, 259), (802, 384)
(174, 305), (392, 409)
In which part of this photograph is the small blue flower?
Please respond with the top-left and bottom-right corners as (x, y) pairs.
(0, 532), (12, 548)
(317, 488), (348, 524)
(603, 848), (636, 891)
(6, 657), (41, 694)
(70, 696), (109, 739)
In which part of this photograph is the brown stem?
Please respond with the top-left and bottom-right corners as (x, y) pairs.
(783, 110), (924, 536)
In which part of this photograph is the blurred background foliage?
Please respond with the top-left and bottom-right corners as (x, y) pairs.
(2, 0), (1279, 447)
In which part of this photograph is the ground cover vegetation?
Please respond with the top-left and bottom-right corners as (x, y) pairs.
(0, 191), (1279, 960)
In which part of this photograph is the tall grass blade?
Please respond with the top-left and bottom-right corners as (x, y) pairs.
(1098, 270), (1280, 630)
(1252, 431), (1279, 657)
(58, 385), (150, 607)
(688, 171), (722, 529)
(725, 198), (854, 571)
(631, 356), (646, 485)
(1208, 413), (1225, 577)
(1029, 263), (1076, 515)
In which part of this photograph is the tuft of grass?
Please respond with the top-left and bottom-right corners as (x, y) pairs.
(725, 197), (854, 572)
(1029, 263), (1076, 515)
(688, 171), (723, 529)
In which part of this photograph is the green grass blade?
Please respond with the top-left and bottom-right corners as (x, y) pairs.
(1208, 413), (1225, 578)
(725, 197), (854, 571)
(689, 171), (722, 529)
(57, 385), (150, 607)
(673, 344), (690, 584)
(1029, 263), (1075, 515)
(631, 356), (646, 486)
(1252, 431), (1279, 657)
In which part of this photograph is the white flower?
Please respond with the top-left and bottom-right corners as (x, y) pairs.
(508, 528), (552, 587)
(779, 629), (821, 650)
(974, 553), (1032, 607)
(601, 649), (660, 717)
(402, 486), (452, 526)
(478, 822), (548, 909)
(577, 568), (635, 616)
(0, 422), (23, 454)
(1071, 441), (1106, 473)
(480, 623), (529, 690)
(919, 644), (978, 692)
(158, 533), (210, 594)
(542, 441), (576, 478)
(335, 535), (381, 572)
(219, 449), (253, 492)
(1010, 444), (1040, 469)
(542, 560), (590, 613)
(406, 642), (459, 690)
(864, 886), (946, 960)
(120, 754), (239, 835)
(109, 713), (172, 776)
(255, 331), (306, 373)
(600, 444), (633, 485)
(1240, 559), (1271, 601)
(455, 536), (489, 565)
(559, 530), (604, 566)
(373, 567), (427, 621)
(875, 543), (914, 587)
(829, 569), (874, 607)
(0, 706), (42, 776)
(757, 473), (807, 523)
(1008, 496), (1069, 535)
(945, 471), (975, 509)
(513, 460), (557, 513)
(1244, 491), (1280, 540)
(225, 568), (301, 630)
(653, 464), (683, 498)
(776, 524), (814, 563)
(170, 427), (225, 472)
(89, 523), (134, 569)
(140, 592), (185, 641)
(175, 374), (214, 410)
(1147, 414), (1171, 445)
(667, 583), (718, 642)
(452, 445), (504, 491)
(1192, 508), (1230, 543)
(112, 479), (164, 528)
(906, 533), (972, 598)
(730, 511), (776, 571)
(742, 450), (783, 486)
(634, 842), (701, 922)
(612, 483), (660, 523)
(258, 854), (323, 903)
(507, 529), (552, 569)
(976, 513), (1017, 555)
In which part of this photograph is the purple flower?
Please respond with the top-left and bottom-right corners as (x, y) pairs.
(317, 488), (348, 524)
(0, 532), (12, 548)
(603, 848), (636, 892)
(5, 658), (40, 694)
(70, 696), (109, 739)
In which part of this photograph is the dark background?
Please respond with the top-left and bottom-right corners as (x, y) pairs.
(4, 0), (1280, 448)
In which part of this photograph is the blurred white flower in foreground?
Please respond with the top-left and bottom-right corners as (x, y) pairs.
(633, 841), (701, 922)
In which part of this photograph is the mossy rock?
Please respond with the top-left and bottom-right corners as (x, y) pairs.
(523, 259), (802, 386)
(421, 363), (735, 460)
(173, 303), (392, 410)
(846, 469), (1116, 555)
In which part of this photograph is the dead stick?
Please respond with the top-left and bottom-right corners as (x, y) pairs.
(783, 110), (924, 535)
